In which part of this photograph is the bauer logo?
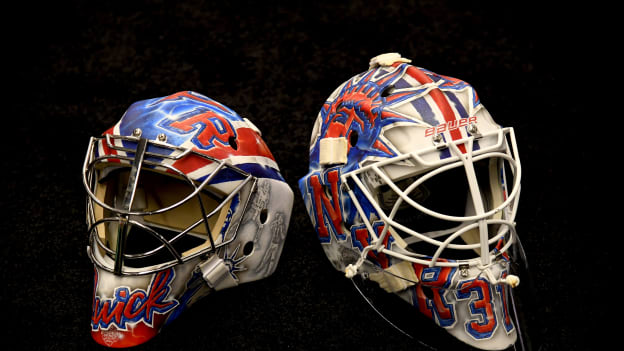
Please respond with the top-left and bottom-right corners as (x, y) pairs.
(425, 116), (477, 137)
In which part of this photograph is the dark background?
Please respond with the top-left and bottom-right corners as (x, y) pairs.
(2, 1), (608, 350)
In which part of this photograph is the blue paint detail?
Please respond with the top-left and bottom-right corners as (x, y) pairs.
(91, 269), (178, 330)
(411, 97), (438, 126)
(393, 77), (412, 89)
(194, 163), (284, 184)
(156, 107), (238, 150)
(165, 270), (203, 326)
(350, 221), (395, 251)
(219, 193), (239, 240)
(445, 91), (468, 118)
(495, 270), (515, 333)
(410, 263), (457, 328)
(100, 91), (286, 182)
(116, 91), (242, 150)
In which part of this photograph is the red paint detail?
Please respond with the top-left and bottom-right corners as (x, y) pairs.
(424, 116), (477, 137)
(326, 121), (347, 138)
(498, 271), (513, 330)
(437, 73), (463, 87)
(170, 127), (276, 174)
(328, 90), (376, 130)
(91, 313), (168, 348)
(495, 238), (510, 261)
(383, 90), (415, 103)
(100, 126), (120, 163)
(372, 139), (392, 156)
(309, 170), (343, 239)
(92, 270), (176, 329)
(379, 110), (402, 121)
(168, 111), (235, 148)
(91, 269), (177, 347)
(458, 279), (497, 334)
(99, 125), (275, 176)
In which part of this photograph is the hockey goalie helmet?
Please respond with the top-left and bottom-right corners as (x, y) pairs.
(83, 91), (293, 348)
(298, 54), (523, 350)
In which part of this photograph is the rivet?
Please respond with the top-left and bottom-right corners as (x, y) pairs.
(467, 123), (478, 135)
(132, 128), (142, 137)
(157, 133), (167, 142)
(460, 264), (469, 277)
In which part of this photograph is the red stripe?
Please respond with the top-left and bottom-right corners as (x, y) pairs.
(100, 126), (120, 163)
(395, 63), (466, 153)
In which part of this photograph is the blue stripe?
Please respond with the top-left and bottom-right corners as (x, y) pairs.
(411, 97), (438, 126)
(196, 163), (284, 184)
(444, 91), (468, 118)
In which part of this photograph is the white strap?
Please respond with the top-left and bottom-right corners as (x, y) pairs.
(196, 255), (239, 291)
(319, 137), (348, 165)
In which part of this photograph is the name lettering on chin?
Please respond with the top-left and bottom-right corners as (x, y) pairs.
(425, 116), (478, 137)
(91, 268), (179, 330)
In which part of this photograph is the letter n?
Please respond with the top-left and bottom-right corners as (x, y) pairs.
(308, 169), (345, 243)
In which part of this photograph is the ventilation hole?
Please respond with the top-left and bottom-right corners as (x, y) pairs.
(421, 286), (434, 300)
(381, 85), (394, 97)
(229, 136), (238, 150)
(349, 130), (359, 147)
(243, 241), (254, 256)
(259, 208), (269, 224)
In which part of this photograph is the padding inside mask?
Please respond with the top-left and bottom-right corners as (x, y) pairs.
(92, 167), (233, 268)
(375, 157), (511, 260)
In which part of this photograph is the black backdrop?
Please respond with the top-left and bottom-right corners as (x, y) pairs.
(2, 1), (608, 350)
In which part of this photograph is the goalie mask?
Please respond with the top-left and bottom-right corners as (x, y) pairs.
(299, 54), (525, 350)
(83, 91), (293, 347)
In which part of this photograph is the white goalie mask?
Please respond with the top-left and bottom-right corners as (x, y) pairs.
(299, 54), (526, 350)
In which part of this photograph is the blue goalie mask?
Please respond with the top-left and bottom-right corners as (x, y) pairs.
(83, 91), (294, 347)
